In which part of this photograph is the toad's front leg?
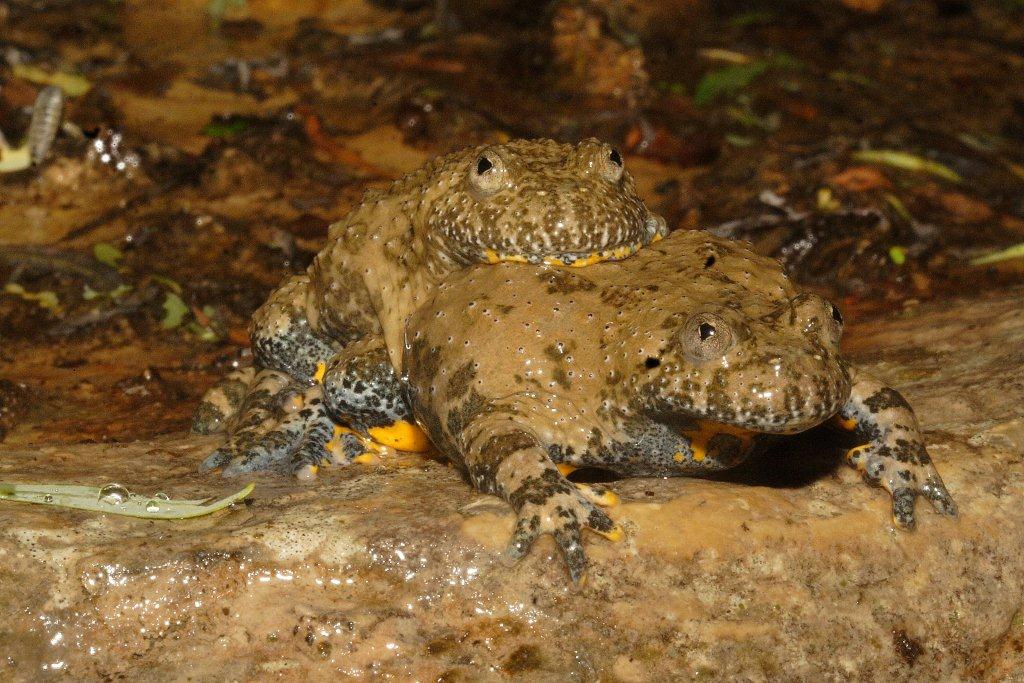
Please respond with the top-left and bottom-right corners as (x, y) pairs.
(835, 366), (957, 528)
(460, 413), (623, 583)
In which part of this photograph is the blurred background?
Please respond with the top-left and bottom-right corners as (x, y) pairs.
(1, 0), (1022, 442)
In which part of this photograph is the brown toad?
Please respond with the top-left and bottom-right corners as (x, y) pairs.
(405, 228), (957, 581)
(194, 138), (667, 476)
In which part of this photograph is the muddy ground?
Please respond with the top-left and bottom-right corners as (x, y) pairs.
(1, 0), (1023, 679)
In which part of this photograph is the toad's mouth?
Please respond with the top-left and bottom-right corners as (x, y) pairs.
(484, 233), (663, 268)
(481, 214), (668, 267)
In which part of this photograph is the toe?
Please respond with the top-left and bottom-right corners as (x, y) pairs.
(575, 482), (620, 507)
(891, 488), (917, 530)
(506, 514), (540, 561)
(554, 528), (588, 584)
(923, 477), (958, 518)
(200, 449), (231, 472)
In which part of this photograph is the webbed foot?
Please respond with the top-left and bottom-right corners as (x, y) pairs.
(846, 441), (957, 529)
(839, 370), (957, 529)
(506, 476), (623, 584)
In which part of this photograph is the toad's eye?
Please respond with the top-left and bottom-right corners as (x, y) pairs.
(830, 304), (843, 325)
(468, 151), (509, 195)
(679, 312), (736, 364)
(609, 148), (622, 167)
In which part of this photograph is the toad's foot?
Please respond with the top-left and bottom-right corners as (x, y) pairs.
(839, 369), (957, 529)
(505, 472), (623, 584)
(200, 381), (336, 477)
(845, 440), (957, 529)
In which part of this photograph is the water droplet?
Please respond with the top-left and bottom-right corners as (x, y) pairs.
(43, 494), (54, 503)
(145, 500), (161, 513)
(98, 483), (130, 506)
(153, 492), (170, 501)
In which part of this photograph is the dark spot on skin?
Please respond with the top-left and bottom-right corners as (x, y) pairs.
(542, 270), (596, 294)
(552, 366), (572, 390)
(447, 361), (477, 397)
(704, 255), (716, 268)
(509, 467), (574, 510)
(892, 629), (924, 666)
(482, 431), (536, 462)
(644, 357), (661, 369)
(864, 388), (914, 413)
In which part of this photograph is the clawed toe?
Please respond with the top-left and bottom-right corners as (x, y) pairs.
(505, 486), (622, 583)
(846, 442), (957, 531)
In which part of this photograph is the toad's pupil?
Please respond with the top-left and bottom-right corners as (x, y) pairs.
(476, 156), (493, 174)
(609, 149), (622, 166)
(698, 322), (716, 340)
(831, 306), (843, 325)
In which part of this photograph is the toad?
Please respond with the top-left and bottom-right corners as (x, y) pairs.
(405, 228), (958, 581)
(194, 138), (667, 476)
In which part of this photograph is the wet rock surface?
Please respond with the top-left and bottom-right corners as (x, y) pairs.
(1, 287), (1022, 680)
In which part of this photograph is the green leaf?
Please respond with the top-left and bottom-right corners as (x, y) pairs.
(11, 64), (92, 97)
(0, 144), (32, 173)
(201, 119), (251, 137)
(160, 292), (189, 329)
(694, 62), (770, 106)
(150, 275), (183, 294)
(970, 242), (1024, 266)
(93, 242), (123, 267)
(0, 481), (255, 519)
(888, 246), (907, 266)
(724, 133), (755, 147)
(852, 150), (962, 183)
(186, 321), (220, 342)
(4, 283), (60, 311)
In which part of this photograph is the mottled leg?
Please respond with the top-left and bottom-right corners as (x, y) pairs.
(836, 367), (957, 528)
(192, 366), (256, 434)
(200, 369), (299, 471)
(321, 341), (431, 452)
(200, 274), (348, 475)
(462, 414), (622, 583)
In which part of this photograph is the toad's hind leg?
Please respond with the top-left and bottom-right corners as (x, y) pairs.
(199, 369), (300, 471)
(836, 367), (957, 529)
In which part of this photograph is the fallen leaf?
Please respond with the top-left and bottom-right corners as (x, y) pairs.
(938, 192), (994, 224)
(970, 243), (1024, 266)
(841, 0), (886, 12)
(0, 145), (32, 173)
(93, 242), (123, 268)
(830, 166), (892, 192)
(852, 150), (961, 183)
(11, 64), (92, 97)
(694, 62), (770, 105)
(160, 292), (189, 329)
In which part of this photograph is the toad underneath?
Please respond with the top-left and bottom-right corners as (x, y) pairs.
(194, 138), (667, 474)
(404, 228), (957, 581)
